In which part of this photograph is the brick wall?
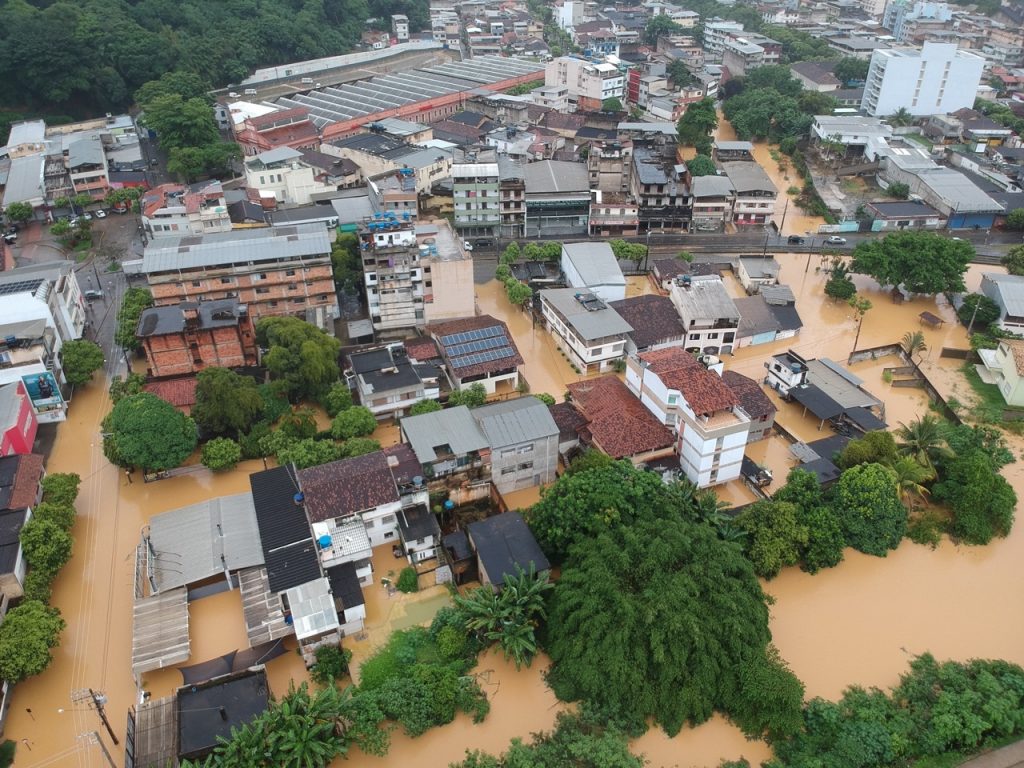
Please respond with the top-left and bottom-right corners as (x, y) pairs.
(143, 315), (258, 378)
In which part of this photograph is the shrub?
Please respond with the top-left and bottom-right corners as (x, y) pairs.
(436, 625), (467, 661)
(238, 421), (272, 459)
(409, 399), (442, 416)
(310, 644), (352, 686)
(22, 569), (53, 603)
(40, 473), (80, 506)
(20, 519), (73, 578)
(201, 438), (242, 471)
(31, 502), (75, 531)
(396, 567), (419, 593)
(320, 382), (354, 417)
(906, 511), (946, 549)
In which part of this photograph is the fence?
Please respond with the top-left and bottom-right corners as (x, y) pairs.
(848, 343), (962, 425)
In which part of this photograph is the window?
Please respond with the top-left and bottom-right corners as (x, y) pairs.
(294, 298), (304, 304)
(256, 287), (270, 294)
(259, 176), (265, 185)
(191, 281), (201, 287)
(285, 269), (296, 276)
(517, 444), (534, 454)
(518, 461), (533, 470)
(501, 467), (516, 475)
(667, 394), (678, 405)
(381, 514), (396, 526)
(500, 448), (516, 457)
(220, 277), (232, 284)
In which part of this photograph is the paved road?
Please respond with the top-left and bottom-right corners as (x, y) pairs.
(959, 740), (1024, 768)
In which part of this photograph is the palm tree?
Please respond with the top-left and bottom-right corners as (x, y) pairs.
(901, 331), (928, 362)
(889, 108), (914, 127)
(890, 456), (931, 509)
(895, 414), (953, 473)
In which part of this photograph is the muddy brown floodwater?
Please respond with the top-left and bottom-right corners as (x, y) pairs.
(9, 251), (1024, 767)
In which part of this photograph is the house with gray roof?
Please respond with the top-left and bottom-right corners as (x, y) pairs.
(524, 160), (591, 237)
(472, 397), (559, 494)
(400, 405), (491, 482)
(981, 272), (1024, 334)
(668, 275), (741, 355)
(722, 162), (777, 225)
(540, 288), (633, 374)
(691, 174), (737, 232)
(560, 241), (626, 302)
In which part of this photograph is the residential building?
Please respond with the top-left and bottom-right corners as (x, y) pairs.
(0, 382), (37, 457)
(0, 453), (44, 608)
(524, 160), (591, 237)
(347, 344), (441, 419)
(861, 42), (985, 117)
(609, 294), (687, 355)
(625, 348), (749, 487)
(588, 140), (630, 194)
(545, 56), (625, 112)
(589, 191), (639, 237)
(400, 405), (491, 482)
(452, 148), (500, 239)
(67, 136), (110, 199)
(650, 257), (692, 291)
(141, 181), (233, 239)
(735, 294), (782, 348)
(722, 162), (777, 225)
(737, 256), (781, 294)
(981, 272), (1024, 334)
(2, 155), (47, 213)
(827, 37), (891, 60)
(324, 133), (452, 195)
(565, 375), (675, 463)
(764, 349), (810, 396)
(142, 224), (339, 334)
(244, 147), (334, 206)
(811, 115), (893, 160)
(722, 35), (779, 78)
(474, 397), (559, 493)
(630, 146), (691, 232)
(233, 106), (320, 157)
(498, 155), (526, 239)
(143, 378), (199, 414)
(392, 13), (410, 41)
(429, 315), (523, 394)
(465, 512), (550, 588)
(668, 275), (741, 355)
(0, 261), (86, 347)
(136, 299), (258, 379)
(790, 61), (842, 91)
(703, 20), (746, 62)
(690, 175), (737, 231)
(2, 120), (47, 158)
(884, 0), (953, 43)
(977, 339), (1024, 407)
(560, 242), (627, 302)
(721, 370), (776, 441)
(540, 288), (633, 373)
(865, 200), (945, 229)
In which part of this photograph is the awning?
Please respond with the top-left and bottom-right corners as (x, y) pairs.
(789, 384), (845, 421)
(843, 406), (887, 433)
(132, 587), (190, 675)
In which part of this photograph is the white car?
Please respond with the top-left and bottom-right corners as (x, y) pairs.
(825, 235), (847, 245)
(82, 212), (93, 221)
(463, 240), (474, 251)
(94, 209), (106, 219)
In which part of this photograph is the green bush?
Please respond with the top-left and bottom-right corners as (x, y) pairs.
(40, 473), (80, 506)
(0, 740), (14, 768)
(320, 382), (354, 417)
(31, 502), (76, 531)
(396, 567), (419, 593)
(310, 644), (352, 686)
(22, 569), (53, 603)
(200, 438), (242, 471)
(436, 625), (466, 661)
(907, 511), (946, 549)
(238, 421), (272, 459)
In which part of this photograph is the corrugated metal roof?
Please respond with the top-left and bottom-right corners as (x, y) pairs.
(284, 577), (339, 640)
(561, 242), (626, 289)
(983, 272), (1024, 317)
(400, 405), (489, 463)
(143, 223), (331, 273)
(2, 154), (44, 206)
(541, 288), (633, 340)
(473, 396), (559, 448)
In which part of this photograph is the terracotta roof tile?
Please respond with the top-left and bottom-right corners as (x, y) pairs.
(144, 377), (198, 408)
(1005, 339), (1024, 375)
(721, 370), (775, 421)
(567, 376), (674, 459)
(8, 453), (43, 510)
(298, 451), (399, 524)
(609, 295), (686, 350)
(639, 348), (738, 416)
(403, 337), (440, 362)
(548, 402), (588, 442)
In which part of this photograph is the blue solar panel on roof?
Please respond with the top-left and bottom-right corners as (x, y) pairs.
(451, 347), (517, 369)
(440, 325), (504, 346)
(446, 335), (508, 358)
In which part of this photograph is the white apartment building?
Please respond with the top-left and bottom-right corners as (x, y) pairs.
(452, 148), (501, 238)
(625, 348), (751, 487)
(392, 14), (410, 41)
(539, 288), (633, 374)
(861, 42), (985, 117)
(545, 56), (625, 111)
(245, 146), (334, 206)
(703, 20), (745, 61)
(668, 275), (741, 355)
(722, 161), (778, 225)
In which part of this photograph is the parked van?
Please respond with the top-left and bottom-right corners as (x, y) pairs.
(301, 77), (314, 85)
(244, 88), (257, 96)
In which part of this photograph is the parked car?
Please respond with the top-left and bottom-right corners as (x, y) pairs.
(463, 240), (474, 251)
(475, 238), (494, 247)
(84, 290), (103, 301)
(825, 235), (847, 245)
(2, 233), (16, 244)
(94, 209), (106, 219)
(787, 235), (806, 245)
(82, 212), (93, 221)
(68, 217), (79, 226)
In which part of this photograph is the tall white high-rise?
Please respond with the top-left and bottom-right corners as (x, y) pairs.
(861, 42), (984, 117)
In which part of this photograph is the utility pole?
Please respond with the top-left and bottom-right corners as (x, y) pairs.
(72, 688), (119, 745)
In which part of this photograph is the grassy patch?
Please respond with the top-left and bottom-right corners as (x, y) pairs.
(903, 132), (934, 149)
(958, 362), (1016, 423)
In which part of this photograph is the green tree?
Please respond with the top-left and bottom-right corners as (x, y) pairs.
(448, 383), (488, 408)
(278, 407), (318, 440)
(330, 232), (361, 290)
(644, 14), (682, 44)
(850, 231), (973, 294)
(320, 382), (354, 417)
(831, 463), (908, 556)
(677, 97), (718, 150)
(40, 473), (80, 507)
(20, 518), (72, 578)
(5, 202), (33, 223)
(504, 279), (533, 307)
(500, 241), (521, 265)
(102, 393), (198, 471)
(545, 516), (800, 737)
(331, 406), (376, 439)
(797, 90), (837, 116)
(833, 57), (869, 84)
(957, 292), (1001, 329)
(888, 182), (911, 199)
(201, 437), (242, 471)
(273, 437), (346, 470)
(933, 450), (1016, 544)
(409, 399), (442, 415)
(687, 154), (718, 177)
(455, 566), (551, 669)
(108, 372), (145, 404)
(341, 437), (381, 458)
(889, 456), (932, 509)
(257, 316), (342, 401)
(191, 367), (263, 436)
(31, 501), (76, 531)
(115, 287), (154, 352)
(534, 393), (556, 406)
(889, 107), (915, 126)
(895, 414), (951, 474)
(396, 567), (419, 593)
(1004, 209), (1024, 232)
(58, 340), (104, 385)
(141, 93), (219, 150)
(736, 500), (809, 579)
(773, 468), (846, 573)
(104, 187), (142, 211)
(0, 601), (65, 683)
(836, 429), (899, 469)
(602, 97), (623, 112)
(1001, 243), (1024, 273)
(824, 261), (856, 301)
(731, 645), (806, 740)
(668, 59), (694, 88)
(310, 645), (352, 687)
(50, 219), (71, 240)
(900, 330), (928, 362)
(608, 239), (647, 261)
(135, 71), (212, 109)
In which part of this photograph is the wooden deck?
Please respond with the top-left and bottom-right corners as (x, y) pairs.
(132, 587), (190, 676)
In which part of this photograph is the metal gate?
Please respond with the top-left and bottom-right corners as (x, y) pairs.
(124, 707), (136, 768)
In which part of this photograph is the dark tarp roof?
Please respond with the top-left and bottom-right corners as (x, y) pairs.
(789, 384), (845, 421)
(843, 406), (887, 433)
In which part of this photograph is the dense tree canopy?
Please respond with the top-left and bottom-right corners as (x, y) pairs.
(644, 14), (683, 45)
(0, 600), (65, 683)
(544, 516), (801, 737)
(933, 449), (1016, 544)
(191, 368), (264, 437)
(833, 57), (869, 85)
(60, 339), (104, 386)
(257, 317), (342, 401)
(831, 462), (907, 556)
(687, 154), (718, 177)
(677, 97), (718, 154)
(102, 393), (198, 471)
(850, 231), (972, 294)
(736, 500), (808, 579)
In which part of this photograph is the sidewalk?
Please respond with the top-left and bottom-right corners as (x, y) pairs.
(958, 740), (1024, 768)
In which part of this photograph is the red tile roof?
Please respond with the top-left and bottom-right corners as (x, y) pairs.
(639, 348), (738, 416)
(721, 370), (775, 421)
(8, 453), (43, 510)
(403, 337), (440, 362)
(298, 451), (399, 524)
(144, 377), (198, 409)
(548, 402), (588, 442)
(567, 376), (673, 459)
